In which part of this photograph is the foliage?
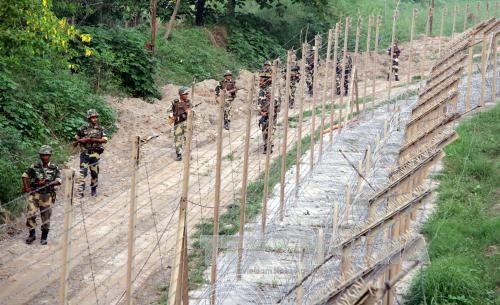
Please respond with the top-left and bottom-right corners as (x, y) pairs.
(71, 26), (161, 99)
(406, 103), (500, 305)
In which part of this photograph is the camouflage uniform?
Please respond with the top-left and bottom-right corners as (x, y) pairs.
(169, 96), (191, 158)
(215, 73), (237, 129)
(305, 49), (315, 96)
(387, 44), (401, 81)
(289, 65), (300, 108)
(336, 53), (353, 96)
(76, 122), (107, 196)
(258, 92), (280, 153)
(22, 145), (61, 244)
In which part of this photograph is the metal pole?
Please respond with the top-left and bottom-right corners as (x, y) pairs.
(262, 60), (278, 234)
(330, 22), (340, 143)
(295, 44), (306, 194)
(279, 51), (292, 221)
(340, 17), (350, 125)
(372, 16), (382, 111)
(309, 35), (321, 170)
(126, 135), (140, 305)
(407, 8), (417, 87)
(237, 79), (255, 280)
(168, 104), (195, 305)
(363, 16), (373, 110)
(59, 169), (75, 305)
(320, 30), (333, 157)
(210, 87), (225, 305)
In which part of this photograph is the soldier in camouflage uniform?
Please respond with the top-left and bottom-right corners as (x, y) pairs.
(336, 52), (353, 96)
(289, 65), (300, 109)
(305, 46), (315, 96)
(258, 90), (280, 154)
(387, 41), (401, 81)
(168, 87), (192, 161)
(75, 109), (108, 197)
(215, 70), (237, 130)
(259, 61), (272, 92)
(22, 145), (61, 245)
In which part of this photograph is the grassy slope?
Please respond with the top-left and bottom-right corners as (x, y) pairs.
(407, 103), (500, 305)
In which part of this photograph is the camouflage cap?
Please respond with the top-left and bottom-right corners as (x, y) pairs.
(86, 109), (99, 119)
(264, 60), (271, 66)
(178, 86), (189, 95)
(38, 145), (53, 155)
(224, 70), (232, 76)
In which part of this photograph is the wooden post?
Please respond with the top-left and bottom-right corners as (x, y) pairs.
(371, 16), (382, 111)
(296, 250), (305, 305)
(476, 1), (481, 24)
(465, 41), (474, 112)
(341, 243), (352, 280)
(384, 217), (401, 305)
(363, 16), (373, 109)
(357, 159), (364, 192)
(168, 110), (194, 305)
(320, 30), (333, 157)
(295, 44), (307, 194)
(309, 35), (321, 170)
(387, 9), (397, 106)
(279, 51), (292, 220)
(493, 33), (498, 104)
(407, 8), (417, 86)
(59, 169), (75, 305)
(345, 184), (352, 225)
(365, 145), (371, 177)
(425, 6), (431, 36)
(452, 5), (457, 37)
(316, 228), (324, 263)
(353, 16), (362, 112)
(125, 135), (140, 305)
(464, 4), (469, 31)
(262, 60), (278, 234)
(332, 201), (339, 242)
(330, 23), (340, 143)
(340, 17), (350, 125)
(210, 86), (225, 305)
(480, 36), (488, 107)
(150, 0), (158, 53)
(438, 7), (447, 57)
(236, 80), (255, 280)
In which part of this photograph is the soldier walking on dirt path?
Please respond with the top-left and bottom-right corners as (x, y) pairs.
(258, 90), (280, 154)
(75, 109), (108, 197)
(168, 86), (192, 161)
(306, 46), (315, 96)
(215, 70), (237, 130)
(289, 65), (300, 108)
(22, 145), (61, 245)
(387, 41), (401, 81)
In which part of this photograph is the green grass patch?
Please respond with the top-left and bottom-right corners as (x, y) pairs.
(406, 103), (500, 305)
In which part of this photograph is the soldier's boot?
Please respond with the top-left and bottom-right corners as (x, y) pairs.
(91, 187), (97, 197)
(25, 229), (36, 244)
(395, 75), (399, 81)
(40, 229), (49, 245)
(224, 121), (230, 130)
(176, 153), (182, 161)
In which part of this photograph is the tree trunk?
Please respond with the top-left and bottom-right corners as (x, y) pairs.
(195, 0), (206, 26)
(227, 0), (235, 19)
(165, 0), (181, 40)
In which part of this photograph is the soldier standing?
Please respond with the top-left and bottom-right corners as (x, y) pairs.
(289, 65), (301, 108)
(387, 41), (401, 81)
(258, 90), (280, 154)
(22, 145), (61, 245)
(336, 52), (353, 96)
(305, 46), (315, 96)
(215, 70), (237, 130)
(168, 87), (192, 161)
(75, 109), (108, 197)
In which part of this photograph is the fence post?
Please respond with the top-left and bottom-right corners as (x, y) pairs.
(330, 22), (340, 143)
(387, 9), (397, 108)
(320, 29), (333, 157)
(371, 16), (382, 111)
(363, 16), (373, 109)
(407, 8), (417, 87)
(463, 3), (469, 31)
(480, 36), (488, 107)
(279, 51), (292, 221)
(262, 60), (278, 234)
(316, 228), (324, 263)
(465, 39), (474, 112)
(125, 135), (140, 305)
(168, 110), (194, 305)
(493, 33), (498, 104)
(59, 169), (75, 305)
(310, 35), (321, 170)
(438, 7), (447, 57)
(340, 17), (350, 125)
(237, 79), (255, 280)
(332, 200), (339, 243)
(452, 5), (457, 37)
(295, 43), (307, 195)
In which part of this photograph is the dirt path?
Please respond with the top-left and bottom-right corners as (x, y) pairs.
(0, 36), (444, 305)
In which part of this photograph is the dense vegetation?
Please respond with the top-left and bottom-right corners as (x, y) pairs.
(406, 103), (500, 305)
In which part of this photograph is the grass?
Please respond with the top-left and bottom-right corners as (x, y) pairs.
(406, 103), (500, 305)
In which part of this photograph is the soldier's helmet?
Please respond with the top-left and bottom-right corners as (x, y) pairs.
(224, 70), (232, 77)
(264, 61), (271, 66)
(86, 109), (99, 119)
(178, 86), (189, 95)
(38, 145), (53, 155)
(291, 65), (300, 72)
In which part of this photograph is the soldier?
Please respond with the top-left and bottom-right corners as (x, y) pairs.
(258, 90), (280, 154)
(259, 61), (272, 92)
(215, 70), (237, 130)
(305, 46), (315, 96)
(168, 86), (192, 161)
(75, 109), (107, 197)
(387, 41), (401, 81)
(336, 52), (353, 96)
(22, 145), (61, 245)
(289, 65), (301, 108)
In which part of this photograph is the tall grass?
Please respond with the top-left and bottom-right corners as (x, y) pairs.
(406, 103), (500, 305)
